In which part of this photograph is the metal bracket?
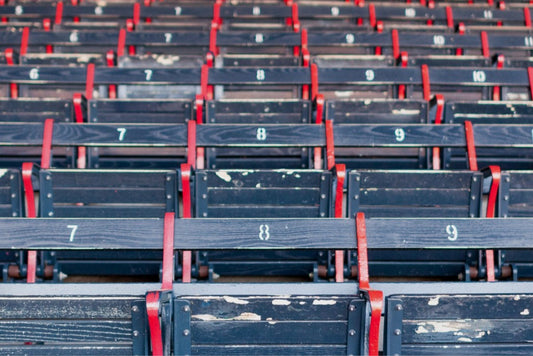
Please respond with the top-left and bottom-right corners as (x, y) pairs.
(384, 297), (403, 356)
(173, 299), (192, 356)
(347, 299), (365, 356)
(131, 300), (149, 356)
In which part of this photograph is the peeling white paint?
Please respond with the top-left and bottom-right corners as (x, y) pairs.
(155, 55), (181, 66)
(266, 317), (276, 325)
(415, 326), (429, 334)
(457, 337), (472, 343)
(223, 296), (249, 305)
(392, 109), (420, 115)
(475, 331), (486, 338)
(520, 308), (530, 316)
(193, 312), (261, 321)
(216, 171), (232, 182)
(0, 169), (7, 179)
(312, 299), (336, 305)
(272, 299), (291, 306)
(299, 301), (307, 305)
(255, 183), (261, 188)
(514, 295), (521, 301)
(428, 296), (440, 306)
(415, 321), (465, 334)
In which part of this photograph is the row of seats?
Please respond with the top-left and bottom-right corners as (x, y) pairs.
(1, 165), (531, 282)
(1, 1), (532, 29)
(2, 97), (532, 170)
(1, 1), (533, 355)
(2, 27), (533, 59)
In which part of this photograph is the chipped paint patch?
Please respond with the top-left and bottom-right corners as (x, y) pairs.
(193, 312), (261, 321)
(223, 296), (248, 305)
(514, 295), (521, 301)
(299, 301), (307, 305)
(155, 55), (181, 66)
(0, 169), (7, 179)
(255, 183), (261, 188)
(266, 317), (276, 325)
(415, 321), (464, 334)
(216, 171), (232, 182)
(272, 299), (291, 306)
(415, 325), (430, 334)
(457, 337), (472, 343)
(520, 308), (530, 316)
(312, 299), (336, 305)
(428, 296), (440, 306)
(392, 109), (420, 115)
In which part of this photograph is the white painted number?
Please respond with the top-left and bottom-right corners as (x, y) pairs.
(256, 69), (265, 81)
(405, 8), (416, 18)
(345, 33), (355, 44)
(253, 6), (261, 15)
(365, 69), (375, 81)
(164, 33), (172, 43)
(483, 10), (493, 19)
(174, 7), (182, 15)
(14, 5), (23, 15)
(331, 7), (339, 16)
(446, 225), (458, 241)
(29, 68), (39, 80)
(395, 128), (405, 142)
(472, 70), (486, 83)
(117, 128), (126, 141)
(94, 6), (103, 15)
(259, 224), (270, 240)
(144, 69), (153, 81)
(68, 225), (78, 242)
(255, 33), (264, 43)
(433, 35), (445, 46)
(256, 127), (267, 141)
(69, 32), (79, 43)
(525, 36), (533, 47)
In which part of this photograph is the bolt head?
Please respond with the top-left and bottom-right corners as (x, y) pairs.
(349, 329), (356, 336)
(133, 330), (139, 337)
(395, 304), (403, 311)
(132, 306), (139, 312)
(183, 305), (190, 312)
(349, 305), (356, 312)
(183, 329), (190, 336)
(394, 329), (401, 336)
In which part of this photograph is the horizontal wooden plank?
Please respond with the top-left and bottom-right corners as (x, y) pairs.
(206, 206), (321, 218)
(192, 345), (347, 355)
(359, 189), (472, 206)
(355, 171), (478, 189)
(403, 319), (533, 344)
(0, 122), (531, 148)
(0, 218), (533, 250)
(0, 320), (132, 342)
(0, 297), (136, 319)
(47, 169), (177, 189)
(187, 296), (361, 321)
(51, 205), (168, 218)
(401, 343), (533, 355)
(51, 188), (167, 204)
(0, 345), (133, 356)
(204, 170), (326, 188)
(206, 188), (321, 206)
(191, 321), (347, 344)
(395, 295), (533, 320)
